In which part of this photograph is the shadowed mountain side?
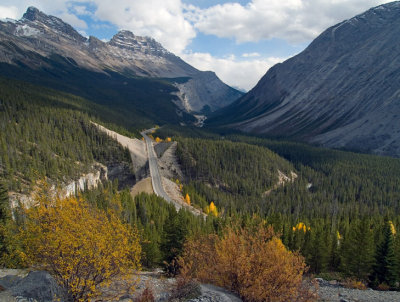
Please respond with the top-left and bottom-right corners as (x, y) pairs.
(208, 1), (400, 157)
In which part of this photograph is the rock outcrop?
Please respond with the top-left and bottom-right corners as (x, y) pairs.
(0, 270), (64, 302)
(9, 163), (107, 209)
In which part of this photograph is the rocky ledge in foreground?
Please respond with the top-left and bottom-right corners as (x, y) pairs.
(316, 278), (400, 302)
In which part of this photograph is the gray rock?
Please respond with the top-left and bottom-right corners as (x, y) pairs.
(9, 271), (64, 302)
(0, 275), (23, 289)
(210, 1), (400, 157)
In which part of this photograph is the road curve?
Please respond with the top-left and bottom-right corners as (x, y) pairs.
(141, 129), (182, 211)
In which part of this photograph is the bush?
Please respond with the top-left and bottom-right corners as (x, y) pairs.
(343, 279), (367, 290)
(20, 192), (141, 302)
(377, 283), (390, 291)
(135, 286), (155, 302)
(169, 277), (201, 301)
(178, 224), (314, 302)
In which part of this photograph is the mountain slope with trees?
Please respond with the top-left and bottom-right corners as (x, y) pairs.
(155, 126), (400, 287)
(0, 77), (131, 193)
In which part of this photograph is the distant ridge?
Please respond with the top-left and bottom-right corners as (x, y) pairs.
(0, 7), (242, 115)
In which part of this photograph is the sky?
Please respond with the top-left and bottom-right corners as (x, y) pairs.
(0, 0), (390, 91)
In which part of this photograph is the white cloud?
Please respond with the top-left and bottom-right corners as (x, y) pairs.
(0, 5), (19, 19)
(93, 0), (196, 53)
(71, 5), (92, 16)
(182, 52), (285, 91)
(186, 0), (389, 43)
(59, 12), (87, 29)
(242, 52), (260, 58)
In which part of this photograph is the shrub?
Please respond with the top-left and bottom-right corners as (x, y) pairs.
(178, 224), (314, 302)
(20, 193), (141, 302)
(135, 286), (155, 302)
(343, 279), (367, 290)
(169, 277), (201, 301)
(377, 283), (390, 291)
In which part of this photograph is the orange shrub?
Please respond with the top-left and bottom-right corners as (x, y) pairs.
(178, 225), (313, 302)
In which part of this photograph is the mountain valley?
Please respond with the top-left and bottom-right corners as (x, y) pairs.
(1, 2), (400, 301)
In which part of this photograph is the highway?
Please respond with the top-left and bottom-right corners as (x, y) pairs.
(141, 129), (182, 210)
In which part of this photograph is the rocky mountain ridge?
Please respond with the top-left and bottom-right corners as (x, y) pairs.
(209, 1), (400, 157)
(0, 7), (242, 113)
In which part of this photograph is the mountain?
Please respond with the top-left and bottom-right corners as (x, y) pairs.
(0, 7), (242, 125)
(208, 1), (400, 157)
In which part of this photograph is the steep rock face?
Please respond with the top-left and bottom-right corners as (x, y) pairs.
(210, 2), (400, 156)
(0, 7), (242, 112)
(9, 163), (108, 209)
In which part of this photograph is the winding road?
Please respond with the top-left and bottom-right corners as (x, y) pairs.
(141, 129), (182, 210)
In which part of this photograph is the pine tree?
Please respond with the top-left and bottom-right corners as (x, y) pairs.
(370, 220), (398, 288)
(160, 209), (188, 274)
(341, 219), (374, 280)
(0, 182), (10, 223)
(0, 182), (11, 259)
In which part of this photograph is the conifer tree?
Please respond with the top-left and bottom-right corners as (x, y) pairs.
(161, 209), (188, 274)
(0, 183), (10, 223)
(341, 219), (374, 280)
(370, 220), (398, 288)
(0, 182), (11, 260)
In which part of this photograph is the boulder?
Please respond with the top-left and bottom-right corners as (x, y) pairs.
(7, 271), (63, 302)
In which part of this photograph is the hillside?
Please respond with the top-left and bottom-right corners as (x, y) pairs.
(0, 7), (242, 124)
(154, 125), (400, 279)
(0, 77), (133, 193)
(208, 1), (400, 157)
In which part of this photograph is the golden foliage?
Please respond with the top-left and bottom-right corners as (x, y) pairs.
(389, 221), (396, 235)
(185, 194), (191, 205)
(0, 221), (28, 268)
(293, 222), (310, 233)
(155, 137), (162, 143)
(166, 137), (172, 142)
(20, 193), (141, 301)
(209, 202), (218, 217)
(178, 225), (312, 302)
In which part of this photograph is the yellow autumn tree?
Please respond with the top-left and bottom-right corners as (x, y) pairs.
(178, 224), (313, 302)
(389, 220), (396, 235)
(155, 137), (162, 143)
(20, 193), (141, 302)
(166, 137), (172, 142)
(293, 222), (310, 233)
(209, 202), (218, 217)
(185, 193), (191, 205)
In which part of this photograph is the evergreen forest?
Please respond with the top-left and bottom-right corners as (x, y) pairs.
(1, 75), (400, 295)
(156, 126), (400, 286)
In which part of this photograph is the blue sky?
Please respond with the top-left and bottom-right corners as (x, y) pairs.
(0, 0), (390, 91)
